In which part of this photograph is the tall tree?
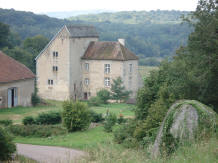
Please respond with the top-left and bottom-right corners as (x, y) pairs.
(0, 22), (11, 49)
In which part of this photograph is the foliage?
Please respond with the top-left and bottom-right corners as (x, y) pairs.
(111, 77), (131, 102)
(31, 87), (40, 106)
(117, 114), (126, 124)
(0, 22), (11, 49)
(97, 89), (111, 104)
(0, 8), (192, 60)
(8, 124), (67, 137)
(0, 120), (13, 126)
(88, 96), (102, 106)
(62, 101), (91, 132)
(104, 112), (117, 132)
(0, 127), (16, 161)
(22, 116), (35, 125)
(90, 110), (104, 123)
(35, 112), (61, 125)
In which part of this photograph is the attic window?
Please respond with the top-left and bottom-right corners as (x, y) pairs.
(53, 66), (58, 71)
(104, 64), (110, 74)
(53, 51), (58, 57)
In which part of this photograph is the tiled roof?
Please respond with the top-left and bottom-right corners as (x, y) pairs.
(81, 41), (138, 61)
(0, 51), (35, 83)
(66, 25), (99, 38)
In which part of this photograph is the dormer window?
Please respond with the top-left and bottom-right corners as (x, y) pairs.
(104, 64), (110, 74)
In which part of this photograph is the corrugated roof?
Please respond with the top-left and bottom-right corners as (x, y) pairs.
(66, 25), (99, 38)
(81, 41), (138, 61)
(0, 51), (35, 83)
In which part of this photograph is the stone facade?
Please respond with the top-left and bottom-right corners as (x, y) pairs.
(36, 25), (140, 101)
(82, 60), (139, 99)
(0, 79), (34, 108)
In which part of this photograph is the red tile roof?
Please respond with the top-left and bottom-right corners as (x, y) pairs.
(81, 41), (138, 61)
(0, 51), (35, 83)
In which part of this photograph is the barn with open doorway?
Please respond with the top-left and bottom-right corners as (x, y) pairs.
(0, 51), (35, 108)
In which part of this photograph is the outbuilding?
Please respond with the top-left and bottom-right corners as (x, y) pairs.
(0, 51), (35, 108)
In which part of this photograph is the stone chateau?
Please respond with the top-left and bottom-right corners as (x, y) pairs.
(36, 25), (141, 101)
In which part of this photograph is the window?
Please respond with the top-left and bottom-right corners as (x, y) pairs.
(84, 78), (89, 86)
(53, 66), (58, 71)
(74, 84), (76, 91)
(129, 76), (132, 87)
(104, 64), (110, 74)
(48, 79), (53, 85)
(129, 64), (133, 73)
(104, 77), (110, 87)
(53, 51), (58, 57)
(85, 63), (89, 71)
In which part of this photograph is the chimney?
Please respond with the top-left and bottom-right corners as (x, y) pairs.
(118, 38), (125, 46)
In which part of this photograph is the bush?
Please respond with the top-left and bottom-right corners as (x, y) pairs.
(114, 119), (137, 144)
(22, 116), (35, 125)
(97, 89), (111, 104)
(31, 92), (40, 106)
(90, 110), (104, 123)
(0, 127), (16, 161)
(8, 124), (67, 137)
(117, 114), (127, 124)
(35, 112), (62, 125)
(0, 120), (13, 126)
(104, 112), (117, 132)
(88, 96), (102, 106)
(62, 101), (91, 132)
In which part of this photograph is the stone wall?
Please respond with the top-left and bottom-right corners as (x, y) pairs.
(81, 59), (139, 99)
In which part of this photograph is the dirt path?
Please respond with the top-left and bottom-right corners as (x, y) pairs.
(16, 143), (86, 163)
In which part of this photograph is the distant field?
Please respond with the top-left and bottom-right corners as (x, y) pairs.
(138, 66), (158, 79)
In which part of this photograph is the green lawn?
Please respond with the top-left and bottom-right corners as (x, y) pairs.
(14, 126), (113, 150)
(0, 101), (135, 124)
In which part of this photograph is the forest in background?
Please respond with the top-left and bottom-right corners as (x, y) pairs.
(0, 8), (192, 66)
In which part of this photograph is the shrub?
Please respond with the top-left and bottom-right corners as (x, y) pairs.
(31, 92), (40, 106)
(8, 124), (67, 137)
(0, 120), (13, 126)
(35, 112), (61, 125)
(88, 96), (102, 106)
(97, 89), (111, 104)
(114, 119), (137, 144)
(90, 110), (104, 123)
(62, 101), (91, 132)
(0, 127), (16, 161)
(117, 114), (126, 124)
(22, 116), (35, 125)
(104, 112), (117, 132)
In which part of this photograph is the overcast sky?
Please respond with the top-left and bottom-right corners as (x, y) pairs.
(0, 0), (199, 13)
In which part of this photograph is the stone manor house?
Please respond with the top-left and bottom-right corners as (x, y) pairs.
(36, 25), (141, 101)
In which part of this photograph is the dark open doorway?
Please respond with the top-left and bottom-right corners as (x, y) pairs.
(84, 92), (88, 100)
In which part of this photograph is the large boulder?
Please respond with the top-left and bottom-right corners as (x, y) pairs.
(152, 100), (217, 158)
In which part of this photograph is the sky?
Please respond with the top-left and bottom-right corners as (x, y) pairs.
(0, 0), (199, 13)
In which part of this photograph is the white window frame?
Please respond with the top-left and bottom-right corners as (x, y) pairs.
(104, 64), (110, 74)
(104, 77), (110, 87)
(85, 63), (89, 71)
(84, 78), (89, 86)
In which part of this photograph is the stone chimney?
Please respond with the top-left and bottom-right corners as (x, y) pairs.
(118, 38), (125, 46)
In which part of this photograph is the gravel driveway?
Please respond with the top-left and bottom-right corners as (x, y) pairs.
(16, 143), (86, 163)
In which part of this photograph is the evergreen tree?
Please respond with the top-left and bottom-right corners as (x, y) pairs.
(111, 77), (131, 102)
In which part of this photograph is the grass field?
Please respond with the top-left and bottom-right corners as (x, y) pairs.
(0, 101), (135, 124)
